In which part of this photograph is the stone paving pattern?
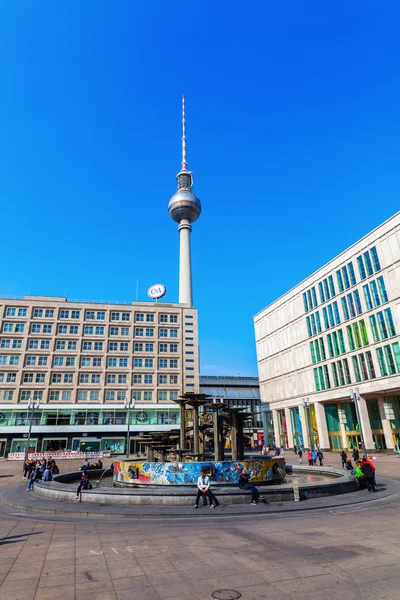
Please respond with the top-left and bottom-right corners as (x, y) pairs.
(0, 452), (399, 600)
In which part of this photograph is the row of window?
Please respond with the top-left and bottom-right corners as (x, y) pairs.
(313, 342), (400, 391)
(5, 307), (183, 324)
(0, 389), (180, 402)
(2, 322), (182, 338)
(310, 310), (396, 364)
(2, 354), (183, 369)
(21, 372), (180, 385)
(303, 246), (381, 314)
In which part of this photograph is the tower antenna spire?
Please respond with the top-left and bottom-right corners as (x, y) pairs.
(181, 94), (187, 170)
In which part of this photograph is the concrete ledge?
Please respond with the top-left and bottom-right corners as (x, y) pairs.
(31, 465), (357, 505)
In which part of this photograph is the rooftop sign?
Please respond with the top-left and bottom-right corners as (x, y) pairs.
(147, 284), (166, 300)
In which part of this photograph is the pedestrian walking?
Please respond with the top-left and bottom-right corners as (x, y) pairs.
(361, 459), (375, 492)
(194, 470), (215, 508)
(308, 450), (313, 466)
(280, 444), (285, 456)
(340, 450), (347, 468)
(317, 449), (324, 466)
(354, 461), (365, 489)
(27, 467), (42, 491)
(238, 468), (263, 505)
(345, 457), (353, 471)
(293, 445), (297, 455)
(312, 450), (317, 465)
(352, 447), (359, 462)
(75, 471), (90, 499)
(298, 449), (303, 464)
(23, 459), (31, 479)
(363, 456), (376, 489)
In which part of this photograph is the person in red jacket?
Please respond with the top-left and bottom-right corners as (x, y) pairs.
(307, 450), (313, 466)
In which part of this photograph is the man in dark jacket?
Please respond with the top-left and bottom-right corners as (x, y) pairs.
(361, 460), (375, 492)
(340, 450), (347, 468)
(317, 450), (324, 466)
(352, 447), (360, 462)
(238, 469), (263, 505)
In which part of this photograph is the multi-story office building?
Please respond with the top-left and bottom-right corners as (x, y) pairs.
(0, 296), (199, 456)
(199, 375), (263, 447)
(254, 212), (400, 452)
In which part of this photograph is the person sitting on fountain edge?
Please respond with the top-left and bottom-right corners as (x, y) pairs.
(195, 469), (215, 509)
(238, 468), (264, 505)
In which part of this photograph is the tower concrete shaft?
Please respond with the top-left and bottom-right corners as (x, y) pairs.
(178, 218), (193, 306)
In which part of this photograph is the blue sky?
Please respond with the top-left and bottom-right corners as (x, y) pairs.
(1, 2), (399, 376)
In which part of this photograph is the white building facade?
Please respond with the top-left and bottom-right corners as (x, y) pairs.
(254, 212), (400, 452)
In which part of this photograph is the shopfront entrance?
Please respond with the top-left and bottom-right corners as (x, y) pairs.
(42, 438), (68, 452)
(0, 439), (6, 457)
(11, 438), (38, 453)
(328, 433), (342, 451)
(346, 434), (361, 450)
(72, 438), (101, 452)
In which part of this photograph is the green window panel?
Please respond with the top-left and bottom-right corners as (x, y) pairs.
(336, 270), (344, 293)
(333, 301), (341, 325)
(328, 275), (336, 297)
(343, 358), (352, 384)
(377, 276), (388, 303)
(376, 347), (388, 376)
(331, 362), (339, 387)
(315, 311), (322, 333)
(328, 304), (335, 327)
(318, 366), (326, 390)
(347, 325), (355, 350)
(363, 284), (373, 310)
(303, 293), (309, 313)
(348, 262), (357, 286)
(367, 398), (382, 429)
(377, 311), (388, 340)
(323, 279), (331, 301)
(310, 342), (316, 364)
(352, 323), (362, 348)
(320, 337), (326, 360)
(352, 355), (361, 382)
(370, 280), (381, 307)
(347, 293), (356, 318)
(306, 316), (312, 337)
(311, 313), (317, 336)
(314, 339), (321, 362)
(322, 307), (329, 330)
(313, 368), (321, 392)
(359, 319), (369, 346)
(364, 251), (374, 276)
(384, 345), (396, 375)
(358, 353), (369, 381)
(365, 351), (376, 379)
(318, 281), (325, 304)
(332, 331), (340, 356)
(323, 364), (331, 388)
(353, 290), (363, 315)
(325, 404), (340, 432)
(369, 315), (380, 342)
(341, 297), (350, 320)
(338, 329), (346, 353)
(337, 361), (345, 386)
(384, 308), (396, 337)
(357, 256), (367, 280)
(342, 402), (358, 431)
(342, 266), (350, 289)
(307, 290), (313, 310)
(327, 334), (334, 358)
(311, 287), (318, 308)
(392, 342), (400, 374)
(370, 246), (381, 272)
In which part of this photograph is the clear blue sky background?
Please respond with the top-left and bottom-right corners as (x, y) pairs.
(1, 2), (399, 376)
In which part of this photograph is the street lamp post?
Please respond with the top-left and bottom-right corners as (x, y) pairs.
(302, 398), (313, 450)
(350, 388), (367, 458)
(24, 396), (40, 462)
(124, 397), (136, 459)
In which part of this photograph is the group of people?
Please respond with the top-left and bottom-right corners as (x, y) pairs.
(24, 457), (59, 491)
(294, 446), (324, 466)
(340, 448), (377, 493)
(195, 467), (264, 508)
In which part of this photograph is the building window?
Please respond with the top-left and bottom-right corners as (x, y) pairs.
(132, 391), (141, 401)
(170, 359), (178, 368)
(136, 313), (144, 322)
(159, 344), (167, 353)
(122, 312), (131, 321)
(94, 342), (103, 351)
(145, 329), (154, 337)
(133, 375), (142, 384)
(107, 374), (116, 384)
(144, 375), (152, 384)
(353, 290), (362, 315)
(95, 326), (104, 335)
(363, 284), (373, 310)
(370, 246), (381, 272)
(93, 357), (102, 367)
(86, 311), (95, 320)
(79, 374), (89, 383)
(38, 356), (48, 366)
(145, 343), (153, 352)
(134, 359), (142, 368)
(159, 375), (167, 384)
(357, 256), (367, 281)
(135, 328), (144, 337)
(108, 358), (117, 367)
(120, 343), (128, 351)
(118, 375), (127, 384)
(159, 359), (167, 368)
(144, 391), (152, 401)
(91, 374), (100, 383)
(83, 342), (92, 351)
(160, 329), (168, 338)
(68, 341), (76, 350)
(134, 343), (143, 352)
(52, 374), (62, 383)
(64, 374), (73, 383)
(170, 375), (178, 384)
(160, 314), (168, 323)
(158, 391), (167, 401)
(170, 315), (178, 323)
(348, 262), (356, 286)
(109, 342), (118, 351)
(170, 344), (178, 352)
(111, 312), (120, 321)
(60, 310), (69, 319)
(54, 357), (64, 367)
(170, 330), (178, 338)
(376, 276), (388, 303)
(121, 327), (129, 336)
(303, 292), (309, 313)
(6, 308), (16, 316)
(110, 327), (119, 336)
(71, 310), (80, 319)
(119, 358), (128, 367)
(341, 297), (350, 321)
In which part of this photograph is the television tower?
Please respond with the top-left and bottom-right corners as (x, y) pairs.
(168, 95), (202, 307)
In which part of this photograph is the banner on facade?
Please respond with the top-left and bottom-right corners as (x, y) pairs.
(7, 451), (111, 461)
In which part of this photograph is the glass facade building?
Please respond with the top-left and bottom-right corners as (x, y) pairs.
(254, 212), (400, 451)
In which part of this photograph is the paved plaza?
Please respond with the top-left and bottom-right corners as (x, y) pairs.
(0, 453), (400, 600)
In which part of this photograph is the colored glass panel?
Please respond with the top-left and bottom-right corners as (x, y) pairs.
(328, 275), (336, 297)
(314, 339), (321, 362)
(311, 287), (318, 308)
(377, 276), (388, 303)
(370, 246), (381, 272)
(320, 337), (326, 360)
(364, 251), (373, 276)
(347, 293), (356, 318)
(384, 345), (396, 375)
(369, 315), (380, 342)
(342, 266), (350, 289)
(332, 331), (340, 356)
(328, 304), (335, 327)
(348, 262), (356, 286)
(377, 311), (388, 339)
(338, 329), (346, 353)
(343, 358), (351, 384)
(310, 313), (317, 336)
(333, 301), (341, 325)
(337, 361), (345, 386)
(323, 307), (329, 330)
(327, 334), (334, 358)
(384, 307), (396, 336)
(392, 342), (400, 373)
(325, 404), (340, 432)
(303, 293), (309, 313)
(346, 325), (355, 350)
(336, 270), (344, 293)
(376, 347), (388, 376)
(313, 368), (320, 391)
(318, 282), (325, 304)
(315, 311), (322, 333)
(359, 320), (369, 346)
(331, 362), (339, 387)
(357, 255), (367, 280)
(365, 351), (376, 379)
(310, 342), (316, 364)
(318, 366), (326, 390)
(358, 353), (369, 381)
(306, 316), (312, 337)
(323, 364), (331, 388)
(307, 289), (313, 310)
(323, 279), (330, 301)
(363, 284), (373, 310)
(352, 323), (362, 348)
(353, 290), (362, 315)
(370, 280), (381, 307)
(352, 356), (361, 382)
(341, 297), (350, 320)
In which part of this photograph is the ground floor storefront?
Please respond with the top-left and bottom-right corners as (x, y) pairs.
(264, 392), (400, 452)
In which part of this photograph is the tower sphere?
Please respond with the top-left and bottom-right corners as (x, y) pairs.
(168, 171), (202, 223)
